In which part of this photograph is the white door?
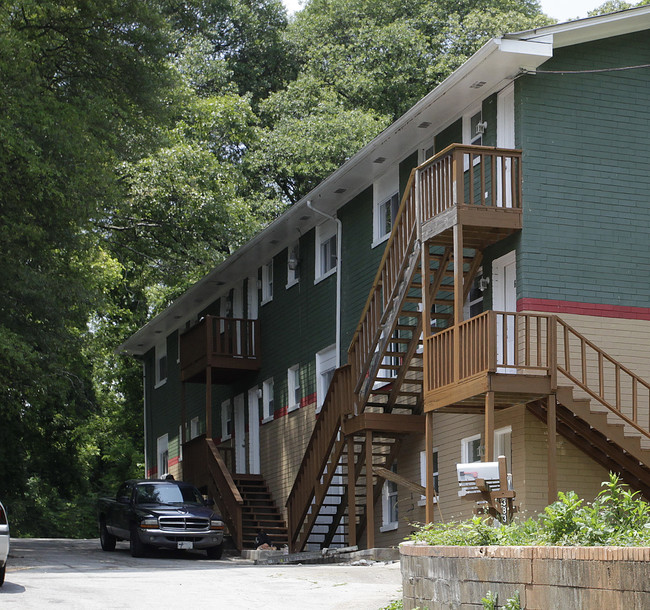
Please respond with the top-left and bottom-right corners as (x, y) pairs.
(493, 251), (517, 369)
(247, 387), (261, 475)
(497, 83), (515, 208)
(234, 393), (246, 473)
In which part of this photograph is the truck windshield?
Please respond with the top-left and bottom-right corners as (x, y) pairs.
(135, 484), (204, 505)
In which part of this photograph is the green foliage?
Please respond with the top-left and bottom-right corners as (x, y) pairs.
(409, 474), (650, 548)
(503, 590), (521, 610)
(482, 591), (498, 610)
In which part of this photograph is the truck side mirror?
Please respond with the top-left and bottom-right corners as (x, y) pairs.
(204, 498), (215, 507)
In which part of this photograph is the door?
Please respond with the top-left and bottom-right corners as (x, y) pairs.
(234, 393), (246, 473)
(492, 251), (517, 370)
(232, 283), (243, 356)
(247, 387), (261, 475)
(497, 83), (515, 208)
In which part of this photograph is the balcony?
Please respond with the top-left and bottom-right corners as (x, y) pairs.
(424, 311), (555, 412)
(180, 315), (260, 384)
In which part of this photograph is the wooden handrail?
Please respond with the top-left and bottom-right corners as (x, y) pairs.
(205, 438), (244, 550)
(285, 364), (353, 552)
(555, 318), (650, 440)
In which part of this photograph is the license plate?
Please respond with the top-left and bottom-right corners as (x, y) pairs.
(177, 541), (194, 550)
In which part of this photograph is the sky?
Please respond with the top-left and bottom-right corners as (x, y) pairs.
(281, 0), (610, 22)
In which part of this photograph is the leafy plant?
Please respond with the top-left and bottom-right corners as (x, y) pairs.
(482, 591), (498, 609)
(503, 590), (521, 610)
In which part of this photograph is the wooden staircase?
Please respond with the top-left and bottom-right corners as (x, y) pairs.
(232, 474), (289, 549)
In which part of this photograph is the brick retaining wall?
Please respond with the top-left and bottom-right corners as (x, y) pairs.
(400, 542), (650, 608)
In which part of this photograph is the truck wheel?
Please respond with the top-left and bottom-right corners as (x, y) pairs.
(99, 519), (116, 552)
(0, 564), (5, 587)
(206, 544), (223, 560)
(130, 524), (147, 558)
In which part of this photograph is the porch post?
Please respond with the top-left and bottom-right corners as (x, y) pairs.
(181, 381), (187, 446)
(547, 393), (557, 503)
(453, 223), (464, 382)
(347, 434), (357, 548)
(365, 431), (375, 550)
(484, 391), (495, 462)
(205, 366), (212, 440)
(425, 411), (435, 523)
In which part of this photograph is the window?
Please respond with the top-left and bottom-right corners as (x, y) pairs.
(463, 107), (484, 169)
(262, 378), (274, 423)
(419, 449), (439, 506)
(190, 417), (200, 440)
(494, 426), (512, 473)
(461, 434), (482, 463)
(261, 260), (273, 304)
(221, 399), (232, 440)
(373, 165), (399, 245)
(377, 193), (399, 240)
(315, 220), (337, 281)
(316, 345), (337, 409)
(155, 342), (167, 388)
(464, 267), (485, 320)
(157, 434), (169, 476)
(287, 242), (300, 287)
(381, 462), (399, 531)
(288, 365), (301, 411)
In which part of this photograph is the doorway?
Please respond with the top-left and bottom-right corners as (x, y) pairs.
(492, 251), (517, 369)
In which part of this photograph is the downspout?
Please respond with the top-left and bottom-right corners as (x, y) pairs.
(307, 200), (342, 367)
(142, 361), (149, 478)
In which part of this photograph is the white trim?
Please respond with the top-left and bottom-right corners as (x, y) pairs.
(418, 449), (439, 506)
(316, 344), (337, 410)
(262, 378), (274, 422)
(286, 241), (300, 288)
(154, 342), (167, 389)
(381, 462), (399, 531)
(261, 260), (273, 304)
(315, 220), (337, 282)
(247, 386), (261, 475)
(372, 164), (399, 246)
(156, 433), (169, 476)
(234, 393), (246, 474)
(190, 416), (200, 440)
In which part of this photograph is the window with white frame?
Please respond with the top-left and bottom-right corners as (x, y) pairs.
(155, 342), (168, 388)
(381, 462), (399, 531)
(262, 378), (274, 423)
(419, 449), (439, 506)
(157, 433), (169, 476)
(494, 425), (512, 472)
(463, 267), (485, 320)
(261, 260), (273, 304)
(221, 399), (232, 440)
(373, 165), (399, 245)
(287, 241), (300, 287)
(190, 417), (200, 440)
(463, 107), (484, 169)
(316, 345), (337, 409)
(461, 433), (482, 463)
(288, 365), (301, 411)
(315, 220), (337, 280)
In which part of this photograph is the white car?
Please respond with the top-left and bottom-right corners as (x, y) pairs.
(0, 501), (9, 587)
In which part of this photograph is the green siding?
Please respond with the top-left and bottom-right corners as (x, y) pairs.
(518, 31), (650, 308)
(435, 119), (462, 152)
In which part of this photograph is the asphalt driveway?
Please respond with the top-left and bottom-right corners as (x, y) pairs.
(2, 538), (402, 609)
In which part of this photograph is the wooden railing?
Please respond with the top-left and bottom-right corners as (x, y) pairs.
(182, 435), (244, 550)
(425, 311), (554, 390)
(556, 318), (650, 440)
(180, 315), (260, 372)
(286, 364), (354, 552)
(348, 144), (522, 395)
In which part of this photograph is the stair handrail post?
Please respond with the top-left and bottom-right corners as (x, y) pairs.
(487, 311), (497, 372)
(549, 315), (558, 391)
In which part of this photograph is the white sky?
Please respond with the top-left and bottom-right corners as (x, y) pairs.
(281, 0), (608, 22)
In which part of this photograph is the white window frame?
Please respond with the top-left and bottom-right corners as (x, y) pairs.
(221, 399), (232, 441)
(157, 433), (169, 476)
(154, 342), (167, 388)
(380, 462), (399, 532)
(372, 165), (399, 247)
(461, 433), (482, 463)
(315, 220), (337, 282)
(316, 345), (337, 411)
(288, 365), (301, 412)
(262, 378), (274, 424)
(261, 260), (273, 304)
(286, 241), (300, 288)
(463, 105), (484, 170)
(419, 449), (439, 506)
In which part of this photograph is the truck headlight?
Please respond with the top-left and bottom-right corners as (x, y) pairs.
(140, 517), (158, 529)
(210, 519), (224, 531)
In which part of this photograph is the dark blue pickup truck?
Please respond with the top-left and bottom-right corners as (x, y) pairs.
(98, 479), (225, 558)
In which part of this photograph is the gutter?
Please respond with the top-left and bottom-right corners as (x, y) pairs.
(307, 200), (342, 367)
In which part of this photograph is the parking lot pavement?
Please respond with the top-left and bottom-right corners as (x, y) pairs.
(2, 538), (402, 609)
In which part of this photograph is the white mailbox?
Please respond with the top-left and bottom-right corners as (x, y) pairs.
(457, 461), (501, 497)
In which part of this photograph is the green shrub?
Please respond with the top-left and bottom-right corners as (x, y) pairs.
(408, 473), (650, 547)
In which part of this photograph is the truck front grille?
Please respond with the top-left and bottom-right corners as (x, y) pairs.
(158, 516), (210, 531)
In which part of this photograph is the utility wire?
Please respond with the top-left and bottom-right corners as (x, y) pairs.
(522, 63), (650, 75)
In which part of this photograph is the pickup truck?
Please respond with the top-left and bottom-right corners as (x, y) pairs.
(98, 479), (225, 558)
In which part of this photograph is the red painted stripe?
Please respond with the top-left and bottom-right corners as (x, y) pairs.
(147, 467), (157, 477)
(518, 298), (650, 321)
(274, 406), (288, 419)
(300, 393), (317, 408)
(168, 456), (179, 467)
